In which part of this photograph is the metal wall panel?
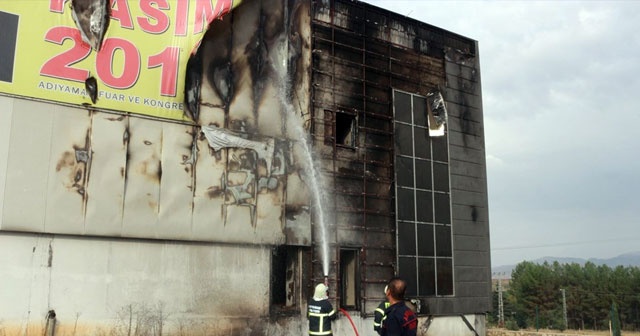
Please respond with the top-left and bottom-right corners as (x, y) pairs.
(446, 102), (484, 123)
(445, 42), (491, 314)
(455, 265), (490, 282)
(84, 112), (127, 236)
(0, 96), (13, 228)
(45, 106), (91, 234)
(9, 115), (248, 243)
(191, 137), (227, 241)
(157, 123), (196, 240)
(121, 118), (162, 238)
(453, 219), (490, 237)
(3, 99), (53, 232)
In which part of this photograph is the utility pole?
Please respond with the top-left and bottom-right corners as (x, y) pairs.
(560, 288), (568, 330)
(494, 272), (504, 327)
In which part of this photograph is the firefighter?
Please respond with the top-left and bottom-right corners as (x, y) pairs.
(373, 286), (390, 335)
(380, 277), (418, 336)
(307, 283), (336, 335)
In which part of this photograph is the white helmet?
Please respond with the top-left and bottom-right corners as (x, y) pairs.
(313, 283), (329, 300)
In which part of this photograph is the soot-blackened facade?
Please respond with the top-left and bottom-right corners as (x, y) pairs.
(308, 0), (491, 320)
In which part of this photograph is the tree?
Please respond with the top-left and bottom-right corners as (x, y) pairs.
(504, 261), (640, 332)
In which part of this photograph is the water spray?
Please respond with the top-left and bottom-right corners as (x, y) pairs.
(276, 61), (331, 278)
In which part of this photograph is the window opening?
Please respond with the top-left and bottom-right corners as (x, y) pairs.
(335, 111), (356, 147)
(271, 246), (300, 309)
(339, 248), (360, 309)
(426, 89), (447, 137)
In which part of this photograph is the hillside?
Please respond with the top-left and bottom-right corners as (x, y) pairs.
(492, 251), (640, 278)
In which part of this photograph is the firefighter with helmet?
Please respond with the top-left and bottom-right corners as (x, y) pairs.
(307, 283), (337, 335)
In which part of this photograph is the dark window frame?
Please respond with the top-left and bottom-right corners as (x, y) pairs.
(324, 109), (357, 148)
(392, 89), (454, 298)
(339, 248), (361, 310)
(270, 245), (305, 316)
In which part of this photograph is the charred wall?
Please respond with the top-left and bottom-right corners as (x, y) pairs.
(0, 1), (316, 332)
(310, 0), (491, 315)
(0, 0), (320, 247)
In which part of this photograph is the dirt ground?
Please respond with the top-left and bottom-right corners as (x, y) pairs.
(489, 328), (640, 336)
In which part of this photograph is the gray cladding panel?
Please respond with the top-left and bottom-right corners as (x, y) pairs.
(457, 297), (492, 314)
(455, 266), (490, 282)
(446, 102), (484, 123)
(450, 160), (487, 180)
(449, 145), (486, 166)
(423, 296), (491, 315)
(455, 282), (492, 298)
(452, 203), (488, 222)
(446, 73), (480, 95)
(453, 220), (490, 237)
(448, 130), (484, 151)
(454, 250), (490, 267)
(454, 235), (489, 252)
(444, 60), (479, 83)
(447, 115), (484, 137)
(450, 175), (487, 194)
(442, 89), (483, 109)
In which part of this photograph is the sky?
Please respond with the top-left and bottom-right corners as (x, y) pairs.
(363, 0), (640, 267)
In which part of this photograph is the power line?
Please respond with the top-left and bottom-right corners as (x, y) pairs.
(492, 237), (640, 251)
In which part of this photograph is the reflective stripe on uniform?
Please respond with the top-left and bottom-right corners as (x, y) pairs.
(308, 310), (335, 335)
(374, 303), (388, 329)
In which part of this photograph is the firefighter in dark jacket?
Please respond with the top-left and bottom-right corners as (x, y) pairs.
(373, 285), (390, 335)
(381, 277), (418, 336)
(308, 283), (336, 335)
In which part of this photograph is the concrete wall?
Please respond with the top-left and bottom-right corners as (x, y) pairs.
(422, 315), (487, 336)
(0, 231), (275, 335)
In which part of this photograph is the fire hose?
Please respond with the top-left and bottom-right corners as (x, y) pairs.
(338, 308), (360, 336)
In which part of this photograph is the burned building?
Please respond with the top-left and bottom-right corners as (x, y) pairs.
(0, 0), (490, 335)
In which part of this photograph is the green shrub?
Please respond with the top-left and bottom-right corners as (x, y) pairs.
(505, 319), (519, 331)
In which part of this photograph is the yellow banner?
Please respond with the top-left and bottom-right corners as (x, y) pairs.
(0, 0), (242, 121)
